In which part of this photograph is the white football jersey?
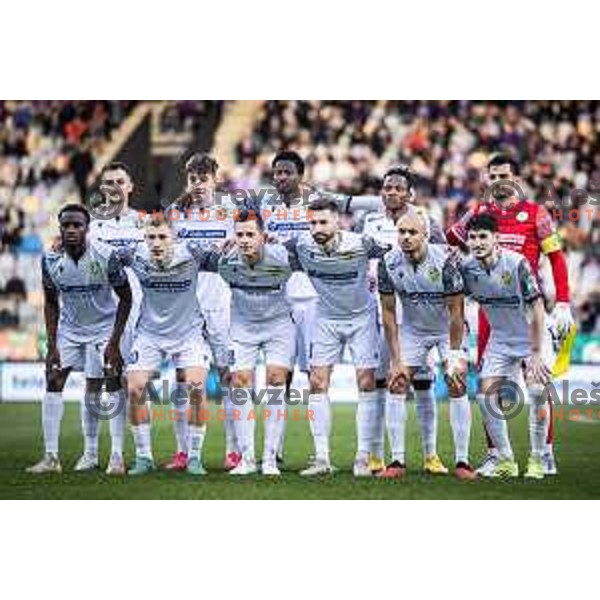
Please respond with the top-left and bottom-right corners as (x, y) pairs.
(459, 248), (541, 357)
(288, 230), (390, 320)
(166, 203), (234, 311)
(120, 243), (205, 339)
(42, 241), (127, 343)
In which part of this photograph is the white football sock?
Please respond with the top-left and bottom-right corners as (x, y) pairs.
(415, 387), (437, 456)
(385, 392), (407, 464)
(263, 385), (286, 463)
(223, 389), (240, 454)
(356, 390), (378, 461)
(81, 391), (100, 456)
(43, 391), (64, 455)
(131, 423), (152, 459)
(308, 392), (331, 463)
(449, 395), (471, 464)
(478, 394), (513, 460)
(188, 425), (207, 460)
(232, 387), (255, 463)
(172, 383), (189, 454)
(109, 389), (126, 457)
(372, 387), (386, 460)
(527, 386), (548, 459)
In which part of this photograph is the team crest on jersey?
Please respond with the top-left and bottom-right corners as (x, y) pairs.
(427, 266), (441, 283)
(501, 270), (513, 286)
(516, 211), (529, 222)
(86, 260), (103, 279)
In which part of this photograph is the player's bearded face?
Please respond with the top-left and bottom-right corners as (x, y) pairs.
(146, 225), (174, 266)
(310, 210), (338, 245)
(101, 168), (133, 202)
(59, 212), (88, 248)
(235, 221), (264, 258)
(186, 171), (216, 203)
(273, 161), (300, 195)
(487, 164), (517, 202)
(467, 229), (496, 259)
(382, 175), (412, 210)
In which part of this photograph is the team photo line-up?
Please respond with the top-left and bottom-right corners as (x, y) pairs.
(27, 149), (574, 480)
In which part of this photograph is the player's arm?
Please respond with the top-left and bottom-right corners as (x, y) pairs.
(187, 240), (220, 272)
(536, 204), (573, 336)
(342, 194), (384, 214)
(41, 256), (61, 371)
(446, 207), (475, 249)
(283, 238), (305, 272)
(362, 233), (391, 259)
(442, 255), (467, 387)
(105, 253), (132, 373)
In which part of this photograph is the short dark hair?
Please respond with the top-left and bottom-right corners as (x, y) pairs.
(272, 151), (305, 176)
(100, 161), (134, 180)
(383, 165), (416, 190)
(308, 196), (339, 213)
(58, 203), (91, 225)
(466, 213), (498, 233)
(487, 153), (520, 176)
(184, 153), (219, 176)
(235, 207), (264, 231)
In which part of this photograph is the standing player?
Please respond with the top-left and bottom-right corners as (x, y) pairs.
(447, 154), (573, 475)
(360, 165), (447, 473)
(118, 217), (213, 476)
(377, 212), (474, 479)
(194, 209), (298, 476)
(459, 214), (551, 478)
(285, 197), (391, 476)
(27, 205), (132, 474)
(165, 154), (238, 471)
(259, 151), (320, 464)
(77, 162), (145, 474)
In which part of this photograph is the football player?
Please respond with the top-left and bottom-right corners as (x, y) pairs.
(378, 211), (474, 479)
(460, 213), (551, 479)
(28, 204), (131, 474)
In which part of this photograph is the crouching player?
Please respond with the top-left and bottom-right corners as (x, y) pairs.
(378, 212), (475, 480)
(193, 209), (298, 476)
(28, 204), (131, 473)
(117, 217), (213, 475)
(460, 214), (551, 479)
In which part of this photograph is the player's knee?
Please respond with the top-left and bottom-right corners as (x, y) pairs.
(356, 371), (376, 392)
(266, 369), (287, 388)
(309, 373), (327, 393)
(447, 378), (467, 398)
(46, 373), (66, 392)
(231, 371), (252, 389)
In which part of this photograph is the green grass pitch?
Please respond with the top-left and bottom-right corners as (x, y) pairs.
(1, 401), (599, 499)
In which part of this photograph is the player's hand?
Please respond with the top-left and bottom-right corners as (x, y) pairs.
(104, 338), (123, 377)
(264, 233), (279, 244)
(553, 302), (575, 341)
(525, 353), (552, 386)
(45, 345), (62, 373)
(388, 360), (410, 390)
(444, 349), (468, 393)
(218, 366), (231, 386)
(50, 235), (62, 252)
(219, 237), (237, 254)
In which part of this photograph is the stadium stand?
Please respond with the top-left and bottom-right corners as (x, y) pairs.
(1, 100), (599, 361)
(0, 101), (138, 359)
(230, 100), (600, 334)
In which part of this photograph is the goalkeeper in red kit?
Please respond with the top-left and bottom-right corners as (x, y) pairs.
(447, 153), (574, 476)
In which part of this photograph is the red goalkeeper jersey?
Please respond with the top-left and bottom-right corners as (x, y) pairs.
(447, 199), (563, 278)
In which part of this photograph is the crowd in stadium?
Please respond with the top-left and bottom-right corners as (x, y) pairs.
(231, 101), (600, 333)
(0, 101), (137, 359)
(1, 100), (600, 361)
